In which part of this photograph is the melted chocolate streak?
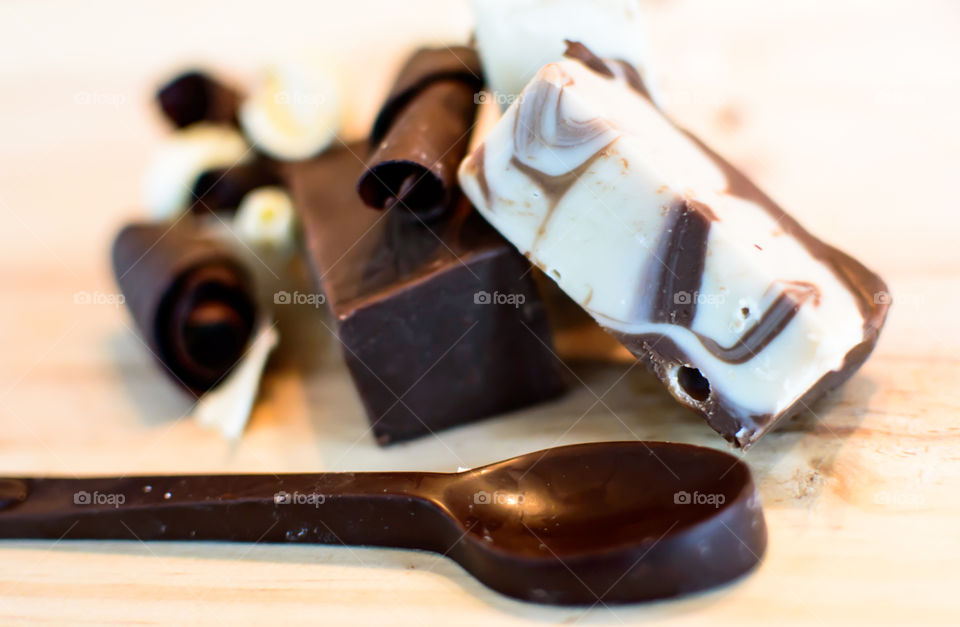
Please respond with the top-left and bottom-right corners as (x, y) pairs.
(509, 152), (611, 253)
(513, 76), (612, 151)
(563, 41), (651, 101)
(696, 284), (819, 364)
(644, 199), (714, 328)
(505, 77), (617, 253)
(643, 198), (822, 364)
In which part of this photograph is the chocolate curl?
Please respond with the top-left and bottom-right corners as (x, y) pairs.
(156, 70), (241, 129)
(190, 160), (282, 215)
(112, 223), (257, 395)
(357, 46), (483, 222)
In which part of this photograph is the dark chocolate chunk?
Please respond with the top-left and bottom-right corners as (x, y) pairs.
(284, 142), (565, 444)
(156, 70), (240, 128)
(112, 223), (257, 394)
(0, 441), (765, 605)
(191, 161), (282, 214)
(357, 47), (483, 221)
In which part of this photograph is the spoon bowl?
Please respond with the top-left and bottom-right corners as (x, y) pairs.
(437, 441), (765, 603)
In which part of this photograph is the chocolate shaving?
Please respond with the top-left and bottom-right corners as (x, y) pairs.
(191, 161), (282, 214)
(156, 70), (240, 129)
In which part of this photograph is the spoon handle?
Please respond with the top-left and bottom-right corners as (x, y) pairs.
(0, 473), (452, 550)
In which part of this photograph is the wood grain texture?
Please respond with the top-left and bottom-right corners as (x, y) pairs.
(0, 0), (958, 624)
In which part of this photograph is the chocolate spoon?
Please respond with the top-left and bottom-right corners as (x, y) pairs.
(0, 441), (765, 605)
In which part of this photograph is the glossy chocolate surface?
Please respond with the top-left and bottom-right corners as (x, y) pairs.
(0, 442), (766, 605)
(284, 142), (565, 444)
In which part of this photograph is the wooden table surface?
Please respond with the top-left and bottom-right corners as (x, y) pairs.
(1, 0), (958, 624)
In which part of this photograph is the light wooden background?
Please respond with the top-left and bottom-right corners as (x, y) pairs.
(0, 0), (958, 624)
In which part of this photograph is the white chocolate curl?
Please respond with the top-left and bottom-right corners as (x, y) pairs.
(239, 60), (341, 161)
(234, 186), (297, 249)
(143, 123), (250, 220)
(194, 322), (279, 440)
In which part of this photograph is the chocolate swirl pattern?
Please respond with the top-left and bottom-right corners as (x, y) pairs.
(642, 198), (715, 328)
(458, 50), (888, 447)
(694, 282), (820, 365)
(511, 76), (616, 172)
(478, 72), (618, 254)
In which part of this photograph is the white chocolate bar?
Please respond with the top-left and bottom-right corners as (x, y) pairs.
(458, 56), (887, 446)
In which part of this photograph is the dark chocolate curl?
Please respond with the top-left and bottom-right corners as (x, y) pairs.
(357, 47), (483, 221)
(156, 70), (240, 128)
(112, 223), (257, 394)
(191, 161), (282, 214)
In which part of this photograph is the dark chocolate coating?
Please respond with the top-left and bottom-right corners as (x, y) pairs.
(357, 46), (483, 220)
(112, 223), (257, 394)
(0, 441), (766, 605)
(156, 70), (240, 128)
(191, 161), (282, 214)
(283, 142), (565, 445)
